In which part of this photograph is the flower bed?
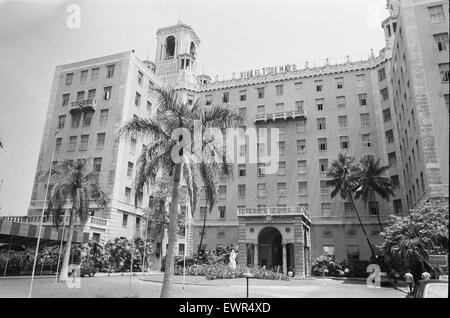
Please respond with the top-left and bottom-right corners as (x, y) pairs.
(174, 264), (289, 280)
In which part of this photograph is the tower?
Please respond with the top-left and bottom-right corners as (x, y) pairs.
(154, 22), (201, 90)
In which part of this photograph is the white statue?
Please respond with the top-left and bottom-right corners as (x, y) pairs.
(228, 249), (237, 270)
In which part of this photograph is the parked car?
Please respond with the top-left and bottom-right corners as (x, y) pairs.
(412, 279), (448, 298)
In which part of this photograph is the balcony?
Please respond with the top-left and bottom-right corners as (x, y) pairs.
(69, 99), (97, 114)
(255, 109), (306, 123)
(0, 215), (108, 229)
(237, 206), (311, 223)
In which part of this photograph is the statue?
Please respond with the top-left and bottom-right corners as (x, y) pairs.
(228, 249), (237, 270)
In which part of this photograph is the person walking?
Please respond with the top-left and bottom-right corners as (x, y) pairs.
(421, 271), (431, 281)
(404, 269), (414, 294)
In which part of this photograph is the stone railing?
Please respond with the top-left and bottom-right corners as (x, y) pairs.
(237, 206), (311, 222)
(255, 109), (306, 123)
(0, 215), (108, 228)
(70, 99), (97, 113)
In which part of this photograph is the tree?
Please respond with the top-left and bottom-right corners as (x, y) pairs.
(326, 153), (376, 258)
(355, 155), (395, 231)
(120, 86), (242, 298)
(380, 200), (448, 271)
(45, 159), (108, 281)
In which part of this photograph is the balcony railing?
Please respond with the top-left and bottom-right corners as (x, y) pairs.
(70, 99), (97, 113)
(255, 109), (306, 123)
(237, 206), (311, 222)
(0, 215), (108, 228)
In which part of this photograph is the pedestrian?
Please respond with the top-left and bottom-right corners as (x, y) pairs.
(421, 270), (431, 281)
(404, 269), (414, 294)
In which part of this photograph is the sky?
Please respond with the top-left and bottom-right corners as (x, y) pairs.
(0, 0), (389, 216)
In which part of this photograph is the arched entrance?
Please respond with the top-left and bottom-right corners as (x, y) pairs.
(258, 227), (282, 270)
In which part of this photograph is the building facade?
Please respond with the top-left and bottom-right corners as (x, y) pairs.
(24, 0), (448, 276)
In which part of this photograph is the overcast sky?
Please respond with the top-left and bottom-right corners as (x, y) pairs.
(0, 0), (389, 216)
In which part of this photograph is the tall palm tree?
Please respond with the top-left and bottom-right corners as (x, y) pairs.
(120, 86), (242, 298)
(326, 153), (376, 258)
(45, 159), (107, 281)
(355, 155), (395, 232)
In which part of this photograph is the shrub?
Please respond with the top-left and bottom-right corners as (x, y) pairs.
(312, 254), (346, 277)
(174, 264), (289, 280)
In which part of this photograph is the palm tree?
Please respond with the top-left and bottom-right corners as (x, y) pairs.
(45, 159), (107, 281)
(355, 155), (395, 232)
(326, 153), (376, 258)
(120, 86), (242, 298)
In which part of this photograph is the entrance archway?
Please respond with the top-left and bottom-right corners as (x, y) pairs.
(258, 227), (282, 270)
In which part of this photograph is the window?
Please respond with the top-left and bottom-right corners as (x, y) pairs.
(381, 88), (389, 101)
(360, 113), (370, 126)
(239, 144), (247, 157)
(356, 74), (365, 87)
(58, 115), (66, 129)
(126, 162), (134, 178)
(388, 151), (397, 167)
(239, 90), (247, 101)
(205, 95), (212, 105)
(87, 89), (96, 101)
(433, 33), (449, 51)
(320, 180), (330, 195)
(336, 96), (346, 108)
(391, 175), (400, 189)
(62, 94), (70, 107)
(319, 159), (328, 173)
(71, 113), (81, 128)
(91, 68), (99, 81)
(295, 101), (304, 112)
(257, 87), (265, 99)
(99, 109), (109, 125)
(178, 244), (185, 255)
(218, 185), (227, 199)
(257, 183), (266, 198)
(335, 77), (344, 89)
(257, 163), (265, 177)
(383, 108), (391, 122)
(55, 138), (62, 153)
(218, 206), (226, 219)
(238, 164), (246, 177)
(68, 136), (77, 152)
(275, 103), (284, 112)
(277, 183), (286, 197)
(76, 91), (85, 102)
(82, 112), (93, 127)
(296, 119), (306, 133)
(318, 138), (327, 151)
(135, 92), (141, 107)
(321, 203), (332, 216)
(104, 86), (112, 100)
(298, 181), (308, 196)
(346, 225), (357, 237)
(297, 139), (306, 152)
(378, 68), (386, 81)
(317, 118), (326, 130)
(96, 133), (105, 149)
(393, 199), (402, 214)
(65, 73), (73, 86)
(368, 202), (379, 215)
(344, 202), (354, 216)
(107, 64), (115, 78)
(257, 105), (265, 114)
(238, 184), (246, 199)
(278, 141), (286, 155)
(222, 92), (229, 103)
(275, 85), (283, 96)
(130, 137), (137, 154)
(338, 115), (348, 128)
(362, 134), (372, 148)
(187, 95), (194, 105)
(444, 94), (449, 112)
(138, 71), (143, 85)
(278, 161), (286, 175)
(315, 80), (323, 92)
(358, 93), (367, 106)
(316, 98), (324, 111)
(79, 135), (89, 151)
(80, 70), (88, 83)
(438, 63), (449, 82)
(297, 160), (307, 174)
(428, 5), (445, 24)
(199, 207), (207, 219)
(277, 125), (285, 136)
(122, 214), (128, 227)
(386, 129), (394, 144)
(93, 157), (102, 173)
(347, 245), (360, 261)
(340, 136), (349, 149)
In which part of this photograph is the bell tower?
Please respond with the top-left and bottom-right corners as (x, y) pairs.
(154, 21), (201, 90)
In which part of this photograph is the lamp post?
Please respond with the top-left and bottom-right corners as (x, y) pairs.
(242, 272), (254, 298)
(55, 208), (68, 283)
(28, 129), (58, 298)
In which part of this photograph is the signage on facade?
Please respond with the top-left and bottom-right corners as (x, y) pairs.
(239, 64), (298, 79)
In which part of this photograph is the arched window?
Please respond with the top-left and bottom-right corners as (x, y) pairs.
(165, 36), (175, 58)
(190, 41), (196, 57)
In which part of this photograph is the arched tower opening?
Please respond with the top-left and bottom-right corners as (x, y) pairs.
(165, 36), (176, 59)
(190, 41), (196, 57)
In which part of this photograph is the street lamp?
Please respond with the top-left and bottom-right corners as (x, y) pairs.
(28, 129), (58, 298)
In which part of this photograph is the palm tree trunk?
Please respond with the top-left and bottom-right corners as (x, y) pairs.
(375, 212), (384, 232)
(160, 163), (182, 298)
(58, 210), (76, 282)
(159, 198), (165, 271)
(348, 193), (376, 259)
(197, 202), (207, 258)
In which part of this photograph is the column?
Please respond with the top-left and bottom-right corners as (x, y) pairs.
(254, 243), (259, 267)
(282, 243), (287, 275)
